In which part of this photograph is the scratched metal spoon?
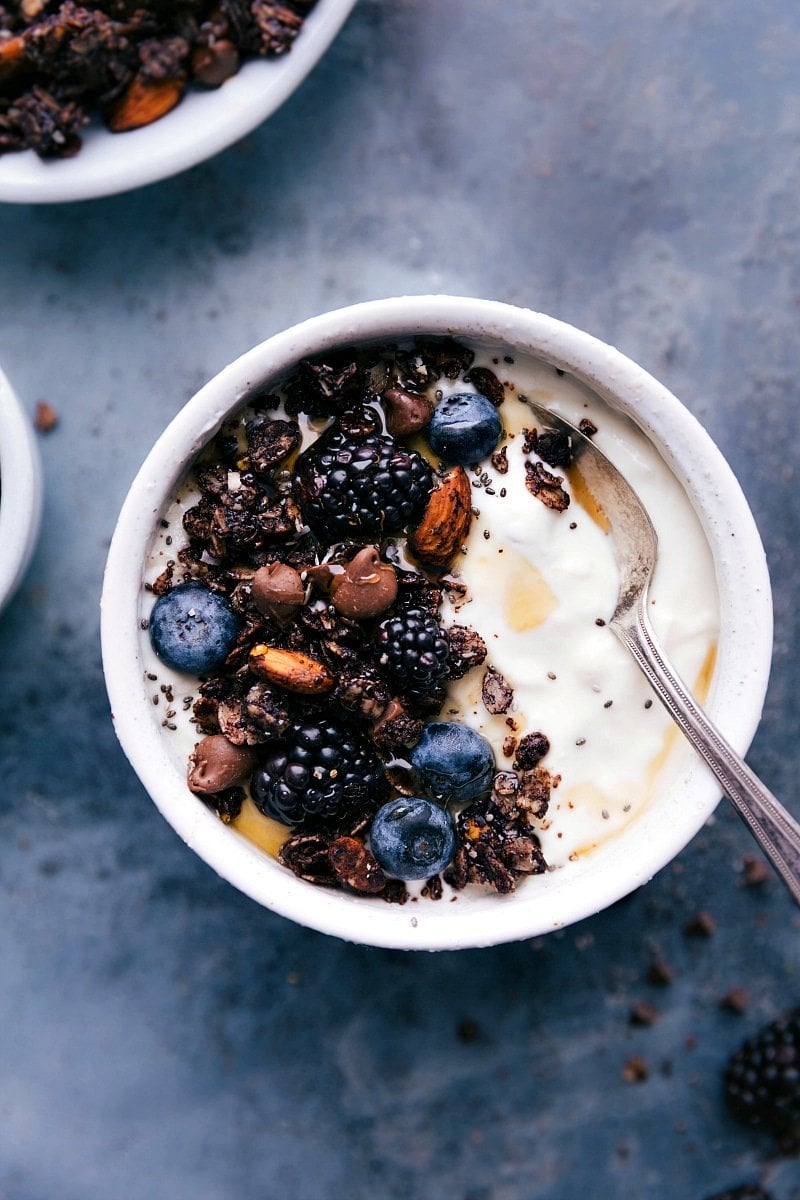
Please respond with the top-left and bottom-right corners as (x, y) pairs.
(525, 400), (800, 905)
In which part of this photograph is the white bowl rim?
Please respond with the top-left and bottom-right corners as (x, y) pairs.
(0, 0), (356, 205)
(101, 295), (774, 950)
(0, 366), (43, 612)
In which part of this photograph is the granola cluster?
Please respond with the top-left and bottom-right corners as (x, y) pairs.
(0, 0), (317, 158)
(147, 338), (564, 901)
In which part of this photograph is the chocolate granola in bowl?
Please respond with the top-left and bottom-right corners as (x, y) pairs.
(104, 298), (772, 949)
(0, 362), (43, 612)
(137, 331), (721, 910)
(0, 0), (355, 201)
(0, 2), (321, 158)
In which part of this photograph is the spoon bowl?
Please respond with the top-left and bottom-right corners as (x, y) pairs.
(0, 366), (42, 612)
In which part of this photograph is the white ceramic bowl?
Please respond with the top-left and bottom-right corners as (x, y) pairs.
(0, 366), (43, 612)
(101, 296), (773, 950)
(0, 0), (356, 205)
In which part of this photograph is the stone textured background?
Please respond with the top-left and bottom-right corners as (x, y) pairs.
(0, 2), (798, 1197)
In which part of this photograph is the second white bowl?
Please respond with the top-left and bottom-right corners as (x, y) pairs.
(0, 367), (43, 613)
(0, 0), (357, 204)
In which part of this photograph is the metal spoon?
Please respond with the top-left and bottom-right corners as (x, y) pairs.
(525, 399), (800, 905)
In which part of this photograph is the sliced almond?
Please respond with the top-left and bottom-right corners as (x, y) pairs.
(248, 645), (335, 695)
(106, 73), (186, 134)
(407, 466), (473, 569)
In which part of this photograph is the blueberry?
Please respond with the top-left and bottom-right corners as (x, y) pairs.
(410, 721), (495, 805)
(148, 581), (241, 674)
(370, 797), (456, 880)
(427, 392), (502, 466)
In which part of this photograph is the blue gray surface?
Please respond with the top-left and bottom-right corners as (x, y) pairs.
(1, 2), (799, 1197)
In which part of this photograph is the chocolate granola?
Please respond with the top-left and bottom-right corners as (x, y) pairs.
(145, 338), (570, 899)
(0, 0), (318, 158)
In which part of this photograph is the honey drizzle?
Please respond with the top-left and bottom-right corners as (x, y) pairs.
(566, 464), (612, 533)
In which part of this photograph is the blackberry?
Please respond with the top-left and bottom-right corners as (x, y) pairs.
(294, 427), (433, 542)
(703, 1188), (773, 1200)
(378, 608), (449, 699)
(724, 1008), (800, 1150)
(251, 717), (386, 825)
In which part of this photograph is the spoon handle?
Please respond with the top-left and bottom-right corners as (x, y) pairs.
(612, 604), (800, 907)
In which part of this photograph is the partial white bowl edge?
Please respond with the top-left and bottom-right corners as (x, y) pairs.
(0, 367), (43, 612)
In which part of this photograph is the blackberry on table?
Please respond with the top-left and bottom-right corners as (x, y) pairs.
(377, 608), (449, 699)
(294, 426), (433, 542)
(702, 1188), (774, 1200)
(724, 1007), (800, 1150)
(251, 717), (387, 825)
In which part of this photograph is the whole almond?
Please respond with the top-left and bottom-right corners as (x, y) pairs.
(407, 466), (473, 568)
(106, 73), (186, 133)
(0, 34), (24, 64)
(0, 34), (26, 84)
(249, 645), (334, 695)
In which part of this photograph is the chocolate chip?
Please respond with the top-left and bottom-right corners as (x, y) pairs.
(251, 562), (305, 621)
(330, 547), (398, 620)
(187, 735), (258, 794)
(382, 387), (433, 438)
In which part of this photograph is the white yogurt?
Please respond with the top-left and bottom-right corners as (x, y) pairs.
(433, 357), (718, 867)
(141, 344), (719, 880)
